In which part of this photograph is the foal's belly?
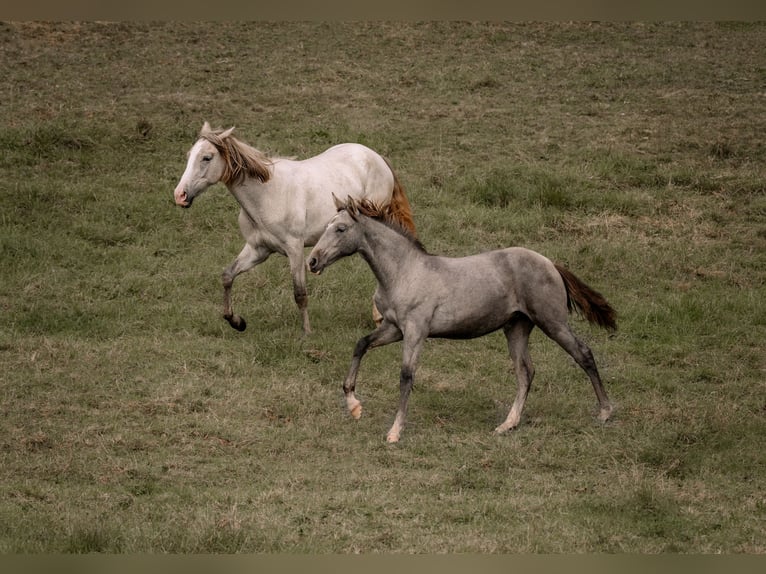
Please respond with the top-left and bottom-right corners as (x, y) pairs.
(428, 306), (512, 339)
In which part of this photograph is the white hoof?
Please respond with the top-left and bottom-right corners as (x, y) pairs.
(346, 396), (362, 419)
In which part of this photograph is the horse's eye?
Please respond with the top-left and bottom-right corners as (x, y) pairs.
(336, 224), (347, 233)
(202, 155), (213, 163)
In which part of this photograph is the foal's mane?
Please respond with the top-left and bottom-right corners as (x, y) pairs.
(346, 198), (427, 253)
(199, 126), (272, 186)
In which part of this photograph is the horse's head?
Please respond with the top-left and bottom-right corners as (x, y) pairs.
(173, 122), (233, 208)
(174, 122), (273, 208)
(307, 196), (364, 275)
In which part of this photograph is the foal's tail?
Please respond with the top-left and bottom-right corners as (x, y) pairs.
(555, 263), (617, 331)
(381, 156), (417, 237)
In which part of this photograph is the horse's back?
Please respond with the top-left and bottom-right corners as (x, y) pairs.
(273, 143), (395, 244)
(281, 143), (391, 197)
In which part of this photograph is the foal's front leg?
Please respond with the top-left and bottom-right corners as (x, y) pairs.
(386, 327), (426, 443)
(343, 321), (402, 420)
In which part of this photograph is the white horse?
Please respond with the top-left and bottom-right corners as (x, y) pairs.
(173, 122), (416, 334)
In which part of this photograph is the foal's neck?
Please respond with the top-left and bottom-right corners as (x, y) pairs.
(359, 218), (424, 291)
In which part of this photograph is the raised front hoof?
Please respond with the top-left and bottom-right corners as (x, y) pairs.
(348, 401), (363, 420)
(225, 315), (247, 332)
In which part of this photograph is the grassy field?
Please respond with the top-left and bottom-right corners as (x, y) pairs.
(1, 22), (765, 553)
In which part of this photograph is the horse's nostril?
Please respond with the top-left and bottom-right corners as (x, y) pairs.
(308, 257), (317, 269)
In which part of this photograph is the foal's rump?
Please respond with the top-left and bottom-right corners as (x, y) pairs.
(494, 247), (572, 325)
(494, 247), (616, 331)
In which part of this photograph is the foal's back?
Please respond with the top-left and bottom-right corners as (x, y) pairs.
(412, 247), (568, 339)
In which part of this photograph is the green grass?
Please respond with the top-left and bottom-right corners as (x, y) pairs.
(1, 22), (765, 553)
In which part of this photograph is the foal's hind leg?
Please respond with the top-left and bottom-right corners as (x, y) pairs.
(495, 315), (536, 434)
(222, 243), (272, 331)
(544, 323), (613, 422)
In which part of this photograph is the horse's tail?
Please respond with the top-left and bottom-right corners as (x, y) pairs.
(554, 263), (617, 331)
(381, 156), (417, 237)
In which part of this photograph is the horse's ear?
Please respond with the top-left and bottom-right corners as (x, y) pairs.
(201, 121), (212, 134)
(332, 193), (346, 211)
(220, 126), (235, 139)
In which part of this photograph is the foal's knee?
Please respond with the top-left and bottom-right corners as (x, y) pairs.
(399, 366), (415, 393)
(221, 269), (235, 289)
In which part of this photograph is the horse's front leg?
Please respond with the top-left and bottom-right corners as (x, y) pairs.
(222, 243), (272, 331)
(387, 326), (427, 443)
(343, 321), (402, 420)
(287, 247), (312, 335)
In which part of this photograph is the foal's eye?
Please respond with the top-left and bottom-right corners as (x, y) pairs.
(336, 224), (347, 233)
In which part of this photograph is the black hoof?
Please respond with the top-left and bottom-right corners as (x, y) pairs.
(226, 315), (247, 332)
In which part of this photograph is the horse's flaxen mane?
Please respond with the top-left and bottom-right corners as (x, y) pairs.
(346, 198), (427, 253)
(199, 126), (272, 186)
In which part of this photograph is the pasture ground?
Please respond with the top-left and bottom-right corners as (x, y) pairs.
(1, 22), (765, 552)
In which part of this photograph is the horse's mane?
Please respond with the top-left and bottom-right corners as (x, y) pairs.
(379, 155), (417, 236)
(199, 126), (272, 186)
(345, 198), (428, 253)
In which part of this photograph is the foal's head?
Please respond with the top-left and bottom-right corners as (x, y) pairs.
(307, 196), (423, 275)
(306, 197), (366, 275)
(173, 121), (271, 208)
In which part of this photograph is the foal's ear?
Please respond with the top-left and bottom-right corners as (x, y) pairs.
(332, 193), (346, 211)
(220, 126), (236, 139)
(346, 197), (359, 219)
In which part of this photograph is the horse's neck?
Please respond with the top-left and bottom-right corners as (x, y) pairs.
(225, 179), (269, 224)
(359, 220), (423, 291)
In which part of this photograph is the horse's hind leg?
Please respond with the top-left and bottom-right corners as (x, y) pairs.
(544, 322), (613, 422)
(495, 315), (535, 434)
(222, 243), (272, 331)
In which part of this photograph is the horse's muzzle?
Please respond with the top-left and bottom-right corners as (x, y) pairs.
(174, 187), (194, 208)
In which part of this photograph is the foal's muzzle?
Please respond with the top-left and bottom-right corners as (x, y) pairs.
(307, 255), (322, 275)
